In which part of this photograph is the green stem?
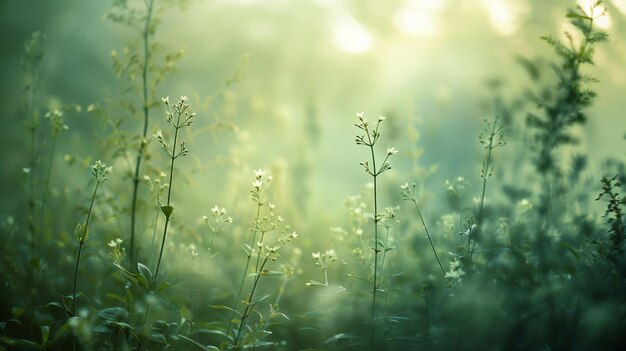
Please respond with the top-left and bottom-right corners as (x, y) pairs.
(72, 181), (99, 317)
(149, 208), (159, 270)
(72, 243), (84, 317)
(470, 120), (497, 263)
(411, 199), (446, 277)
(28, 80), (38, 259)
(129, 0), (156, 271)
(379, 225), (391, 286)
(226, 203), (262, 342)
(154, 109), (180, 281)
(233, 255), (270, 347)
(369, 143), (379, 350)
(38, 133), (58, 253)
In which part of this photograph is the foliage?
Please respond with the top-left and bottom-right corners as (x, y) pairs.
(1, 2), (625, 351)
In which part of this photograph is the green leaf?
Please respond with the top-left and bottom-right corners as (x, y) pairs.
(145, 332), (167, 344)
(137, 262), (154, 286)
(305, 280), (327, 287)
(40, 326), (50, 345)
(180, 304), (192, 322)
(250, 293), (270, 305)
(98, 307), (129, 322)
(0, 336), (44, 350)
(109, 321), (133, 330)
(178, 334), (219, 351)
(113, 263), (150, 291)
(161, 205), (174, 219)
(325, 333), (354, 345)
(156, 281), (171, 293)
(260, 270), (284, 277)
(566, 11), (591, 20)
(49, 320), (72, 344)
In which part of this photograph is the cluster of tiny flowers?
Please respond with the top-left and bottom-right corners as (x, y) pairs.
(155, 96), (195, 159)
(91, 160), (113, 183)
(144, 172), (169, 203)
(260, 228), (298, 261)
(401, 182), (416, 201)
(445, 257), (465, 281)
(45, 109), (69, 134)
(251, 169), (273, 204)
(312, 249), (338, 270)
(108, 238), (125, 264)
(355, 111), (398, 176)
(445, 176), (470, 199)
(203, 206), (234, 225)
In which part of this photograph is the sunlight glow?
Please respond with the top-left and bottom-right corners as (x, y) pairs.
(332, 16), (373, 54)
(393, 0), (445, 37)
(612, 0), (626, 14)
(481, 0), (528, 36)
(578, 0), (611, 29)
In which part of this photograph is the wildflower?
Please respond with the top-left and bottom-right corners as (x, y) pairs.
(254, 169), (266, 178)
(387, 147), (399, 155)
(91, 160), (112, 183)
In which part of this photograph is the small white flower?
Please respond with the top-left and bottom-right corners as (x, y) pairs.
(252, 180), (263, 188)
(387, 147), (399, 155)
(254, 169), (266, 178)
(161, 96), (170, 104)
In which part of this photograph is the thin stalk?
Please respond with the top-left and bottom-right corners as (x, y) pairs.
(366, 140), (379, 349)
(379, 225), (391, 285)
(254, 206), (272, 271)
(28, 77), (38, 258)
(129, 0), (155, 271)
(470, 119), (498, 262)
(233, 254), (270, 347)
(72, 181), (99, 317)
(149, 208), (160, 269)
(410, 199), (447, 277)
(37, 133), (58, 256)
(226, 203), (262, 342)
(154, 114), (180, 281)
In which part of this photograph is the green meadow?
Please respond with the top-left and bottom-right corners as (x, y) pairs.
(1, 1), (625, 350)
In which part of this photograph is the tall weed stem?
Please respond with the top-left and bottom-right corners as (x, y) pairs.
(129, 0), (155, 270)
(355, 112), (397, 349)
(469, 116), (504, 262)
(401, 184), (446, 277)
(72, 161), (111, 317)
(153, 96), (195, 280)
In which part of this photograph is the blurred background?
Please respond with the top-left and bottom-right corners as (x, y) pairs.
(1, 1), (626, 349)
(0, 0), (625, 258)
